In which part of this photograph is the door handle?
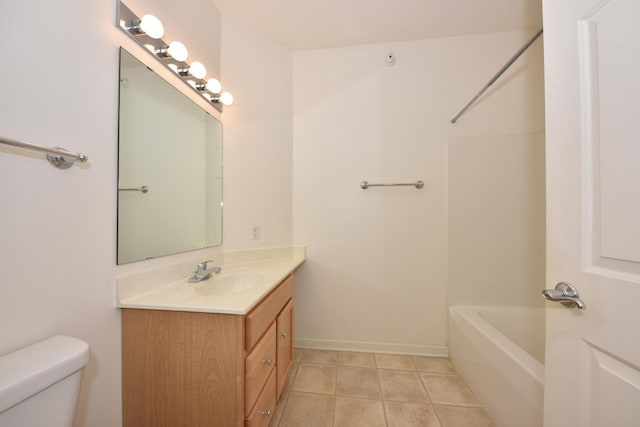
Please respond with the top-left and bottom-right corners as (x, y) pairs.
(542, 282), (585, 310)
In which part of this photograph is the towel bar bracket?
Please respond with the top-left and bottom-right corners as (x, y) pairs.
(0, 137), (88, 169)
(46, 147), (82, 169)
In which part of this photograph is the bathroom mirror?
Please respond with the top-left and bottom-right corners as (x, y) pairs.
(117, 48), (222, 264)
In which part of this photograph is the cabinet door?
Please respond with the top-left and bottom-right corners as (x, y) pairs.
(276, 299), (294, 398)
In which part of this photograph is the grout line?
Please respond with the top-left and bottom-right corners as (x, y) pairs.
(331, 394), (337, 427)
(376, 367), (419, 373)
(375, 364), (389, 426)
(288, 390), (336, 397)
(432, 403), (446, 427)
(419, 371), (459, 376)
(434, 402), (485, 408)
(333, 395), (385, 402)
(331, 358), (338, 427)
(297, 361), (338, 368)
(417, 370), (434, 405)
(271, 391), (290, 427)
(409, 355), (417, 371)
(274, 362), (298, 427)
(293, 347), (305, 363)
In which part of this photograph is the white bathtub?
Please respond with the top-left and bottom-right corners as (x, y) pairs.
(449, 306), (545, 427)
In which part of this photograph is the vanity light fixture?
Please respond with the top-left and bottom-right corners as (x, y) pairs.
(215, 92), (234, 106)
(205, 78), (222, 94)
(168, 42), (188, 61)
(195, 79), (221, 94)
(176, 62), (206, 79)
(126, 14), (164, 39)
(155, 41), (188, 62)
(188, 61), (207, 79)
(117, 1), (233, 112)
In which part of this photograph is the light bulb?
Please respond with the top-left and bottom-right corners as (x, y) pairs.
(139, 15), (164, 39)
(167, 41), (188, 62)
(219, 91), (234, 106)
(144, 44), (155, 52)
(189, 61), (206, 79)
(206, 78), (221, 93)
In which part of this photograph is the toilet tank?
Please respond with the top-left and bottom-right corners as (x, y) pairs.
(0, 336), (90, 427)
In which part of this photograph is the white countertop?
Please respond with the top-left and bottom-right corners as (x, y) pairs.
(116, 247), (305, 315)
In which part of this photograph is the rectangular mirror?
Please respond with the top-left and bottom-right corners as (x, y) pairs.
(117, 48), (223, 264)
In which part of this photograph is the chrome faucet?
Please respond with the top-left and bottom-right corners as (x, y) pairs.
(188, 260), (222, 283)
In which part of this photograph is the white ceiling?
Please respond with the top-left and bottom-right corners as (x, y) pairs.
(212, 0), (542, 51)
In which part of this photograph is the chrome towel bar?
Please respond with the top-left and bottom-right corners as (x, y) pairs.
(118, 185), (149, 193)
(0, 136), (88, 169)
(360, 181), (424, 190)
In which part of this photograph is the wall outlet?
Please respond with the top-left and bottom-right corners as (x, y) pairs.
(251, 226), (261, 240)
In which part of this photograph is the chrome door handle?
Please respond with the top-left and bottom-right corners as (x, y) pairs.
(542, 282), (586, 310)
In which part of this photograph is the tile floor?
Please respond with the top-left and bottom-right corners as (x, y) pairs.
(270, 348), (495, 427)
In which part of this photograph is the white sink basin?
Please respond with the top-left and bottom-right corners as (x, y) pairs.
(195, 270), (266, 296)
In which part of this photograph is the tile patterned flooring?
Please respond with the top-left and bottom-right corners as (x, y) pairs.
(270, 348), (495, 427)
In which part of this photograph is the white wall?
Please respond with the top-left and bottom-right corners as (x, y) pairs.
(448, 134), (546, 308)
(220, 16), (293, 249)
(292, 31), (544, 354)
(0, 2), (291, 427)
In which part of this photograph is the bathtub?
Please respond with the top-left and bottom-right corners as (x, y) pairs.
(449, 306), (545, 427)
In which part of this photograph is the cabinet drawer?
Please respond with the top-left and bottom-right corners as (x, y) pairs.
(246, 274), (293, 350)
(245, 369), (276, 427)
(245, 323), (276, 415)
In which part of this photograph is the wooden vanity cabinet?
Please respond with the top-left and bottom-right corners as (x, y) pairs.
(122, 274), (295, 427)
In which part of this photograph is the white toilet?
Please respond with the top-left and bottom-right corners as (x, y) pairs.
(0, 335), (90, 427)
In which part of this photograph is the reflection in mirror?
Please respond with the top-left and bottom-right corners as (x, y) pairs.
(117, 48), (222, 264)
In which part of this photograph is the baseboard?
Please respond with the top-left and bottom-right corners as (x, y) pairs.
(294, 337), (448, 357)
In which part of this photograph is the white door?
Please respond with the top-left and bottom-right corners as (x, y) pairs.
(542, 0), (640, 425)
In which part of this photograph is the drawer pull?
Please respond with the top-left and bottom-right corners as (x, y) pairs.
(258, 409), (272, 416)
(281, 332), (287, 339)
(262, 358), (273, 366)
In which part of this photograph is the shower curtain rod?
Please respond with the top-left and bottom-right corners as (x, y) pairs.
(450, 26), (543, 124)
